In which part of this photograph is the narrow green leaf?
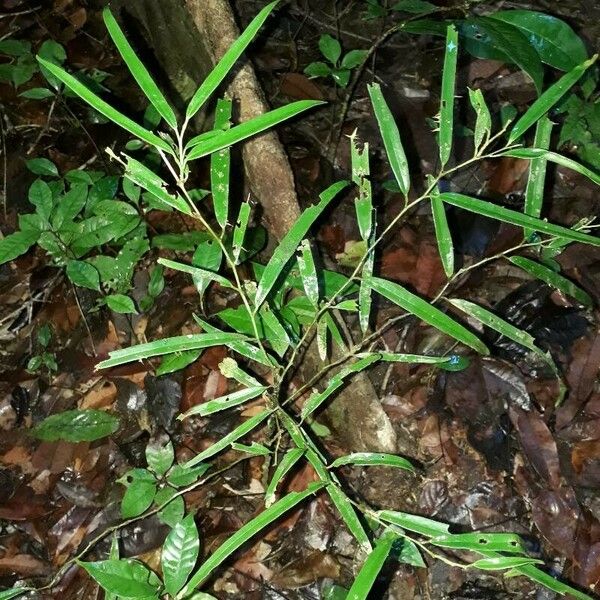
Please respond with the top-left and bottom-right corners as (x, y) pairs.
(472, 556), (542, 570)
(369, 277), (488, 354)
(162, 514), (200, 597)
(187, 100), (324, 160)
(255, 180), (349, 308)
(501, 147), (600, 187)
(33, 409), (119, 442)
(265, 448), (305, 507)
(297, 240), (320, 307)
(367, 83), (410, 196)
(431, 192), (454, 277)
(439, 25), (458, 166)
(183, 409), (273, 468)
(439, 192), (600, 246)
(78, 559), (161, 598)
(331, 452), (414, 471)
(448, 298), (544, 357)
(316, 315), (329, 361)
(103, 8), (177, 128)
(347, 530), (398, 600)
(233, 202), (251, 264)
(374, 352), (464, 367)
(211, 98), (232, 230)
(186, 0), (279, 119)
(180, 386), (266, 418)
(508, 55), (597, 143)
(468, 88), (491, 152)
(96, 332), (247, 369)
(37, 58), (172, 152)
(158, 257), (233, 289)
(377, 510), (450, 538)
(359, 246), (375, 334)
(182, 483), (326, 594)
(431, 532), (526, 553)
(120, 154), (191, 214)
(232, 442), (271, 456)
(509, 256), (592, 307)
(301, 354), (381, 419)
(523, 116), (553, 238)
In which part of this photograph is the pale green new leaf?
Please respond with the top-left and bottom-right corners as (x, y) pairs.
(508, 55), (597, 143)
(103, 8), (177, 128)
(369, 277), (488, 354)
(96, 332), (247, 369)
(162, 514), (200, 597)
(346, 530), (398, 600)
(368, 83), (410, 196)
(439, 25), (458, 166)
(265, 448), (305, 507)
(182, 483), (326, 594)
(255, 180), (349, 308)
(186, 1), (279, 119)
(37, 58), (172, 153)
(439, 192), (600, 246)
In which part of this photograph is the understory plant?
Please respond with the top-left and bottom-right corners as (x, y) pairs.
(4, 1), (600, 599)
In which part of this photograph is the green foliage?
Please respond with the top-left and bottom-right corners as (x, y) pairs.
(32, 409), (119, 442)
(304, 34), (368, 88)
(6, 5), (597, 600)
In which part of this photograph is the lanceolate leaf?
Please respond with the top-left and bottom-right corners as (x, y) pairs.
(211, 98), (232, 230)
(439, 192), (600, 246)
(265, 448), (305, 507)
(509, 256), (592, 307)
(468, 87), (491, 152)
(508, 55), (597, 143)
(37, 58), (172, 153)
(186, 0), (279, 119)
(448, 298), (544, 357)
(346, 530), (398, 600)
(297, 240), (319, 307)
(431, 532), (526, 554)
(162, 515), (200, 597)
(187, 100), (324, 159)
(431, 192), (454, 277)
(96, 333), (247, 369)
(0, 589), (30, 600)
(233, 202), (251, 264)
(377, 510), (450, 538)
(331, 452), (415, 471)
(501, 148), (600, 187)
(182, 483), (326, 594)
(103, 8), (177, 128)
(32, 409), (119, 442)
(488, 10), (587, 71)
(369, 277), (489, 354)
(183, 409), (273, 468)
(523, 116), (553, 238)
(255, 180), (349, 308)
(179, 386), (267, 418)
(439, 25), (458, 166)
(368, 83), (410, 196)
(158, 257), (234, 289)
(471, 556), (542, 570)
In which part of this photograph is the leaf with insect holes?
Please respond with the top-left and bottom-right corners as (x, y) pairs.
(37, 58), (172, 153)
(119, 468), (157, 518)
(439, 24), (458, 165)
(265, 448), (305, 507)
(331, 452), (415, 471)
(255, 180), (349, 307)
(182, 483), (326, 594)
(180, 386), (267, 418)
(162, 514), (200, 597)
(186, 1), (279, 119)
(431, 532), (526, 553)
(368, 83), (410, 196)
(211, 98), (232, 230)
(103, 8), (177, 128)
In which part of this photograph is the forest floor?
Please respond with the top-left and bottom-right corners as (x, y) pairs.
(1, 0), (600, 598)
